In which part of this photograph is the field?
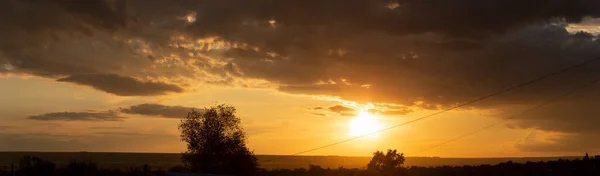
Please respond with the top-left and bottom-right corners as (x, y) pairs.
(0, 152), (580, 170)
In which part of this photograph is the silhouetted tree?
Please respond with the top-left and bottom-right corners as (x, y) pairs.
(367, 149), (405, 175)
(584, 153), (590, 161)
(179, 104), (259, 175)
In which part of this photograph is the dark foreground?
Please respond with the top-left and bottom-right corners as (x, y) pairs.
(0, 152), (582, 169)
(0, 154), (598, 176)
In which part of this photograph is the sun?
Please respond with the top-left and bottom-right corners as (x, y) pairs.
(348, 111), (383, 138)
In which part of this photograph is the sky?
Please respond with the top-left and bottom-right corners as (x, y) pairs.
(1, 0), (600, 157)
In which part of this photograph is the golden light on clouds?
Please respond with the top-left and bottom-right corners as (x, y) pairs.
(386, 2), (400, 10)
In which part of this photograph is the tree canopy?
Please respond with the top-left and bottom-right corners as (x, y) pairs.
(179, 104), (258, 175)
(367, 149), (405, 175)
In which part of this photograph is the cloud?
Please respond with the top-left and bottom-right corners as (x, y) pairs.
(310, 112), (327, 117)
(183, 0), (600, 39)
(328, 105), (354, 113)
(120, 103), (196, 118)
(367, 104), (414, 116)
(308, 105), (357, 117)
(312, 104), (413, 117)
(567, 18), (600, 35)
(1, 0), (599, 97)
(28, 111), (124, 121)
(3, 0), (600, 152)
(57, 74), (183, 96)
(29, 103), (196, 121)
(377, 109), (413, 116)
(0, 0), (208, 96)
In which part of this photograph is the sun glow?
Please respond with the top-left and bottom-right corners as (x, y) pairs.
(348, 111), (383, 138)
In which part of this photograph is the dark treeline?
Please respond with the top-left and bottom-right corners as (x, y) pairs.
(1, 154), (599, 176)
(0, 156), (166, 176)
(265, 156), (600, 176)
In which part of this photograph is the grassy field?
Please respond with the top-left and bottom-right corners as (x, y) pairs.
(0, 152), (581, 170)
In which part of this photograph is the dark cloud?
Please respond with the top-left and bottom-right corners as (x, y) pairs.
(57, 74), (183, 96)
(0, 0), (198, 96)
(29, 103), (196, 121)
(120, 103), (196, 118)
(1, 0), (599, 97)
(183, 0), (600, 39)
(28, 111), (124, 122)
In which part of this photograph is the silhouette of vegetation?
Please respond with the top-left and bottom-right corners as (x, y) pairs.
(178, 104), (259, 175)
(367, 149), (406, 175)
(2, 156), (164, 176)
(265, 153), (600, 176)
(2, 152), (600, 176)
(16, 156), (56, 176)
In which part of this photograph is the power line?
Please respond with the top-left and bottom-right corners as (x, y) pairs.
(264, 57), (600, 162)
(407, 77), (600, 156)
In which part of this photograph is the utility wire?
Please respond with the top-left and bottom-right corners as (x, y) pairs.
(264, 57), (600, 162)
(407, 77), (600, 156)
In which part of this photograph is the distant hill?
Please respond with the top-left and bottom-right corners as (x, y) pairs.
(0, 152), (581, 170)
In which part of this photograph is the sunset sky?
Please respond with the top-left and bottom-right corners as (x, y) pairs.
(1, 0), (600, 157)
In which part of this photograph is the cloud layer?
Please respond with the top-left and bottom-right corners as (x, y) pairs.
(120, 103), (195, 118)
(311, 104), (414, 117)
(57, 74), (183, 96)
(28, 111), (124, 121)
(29, 103), (196, 121)
(3, 0), (600, 152)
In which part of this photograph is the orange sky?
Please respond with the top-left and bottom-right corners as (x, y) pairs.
(0, 76), (587, 157)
